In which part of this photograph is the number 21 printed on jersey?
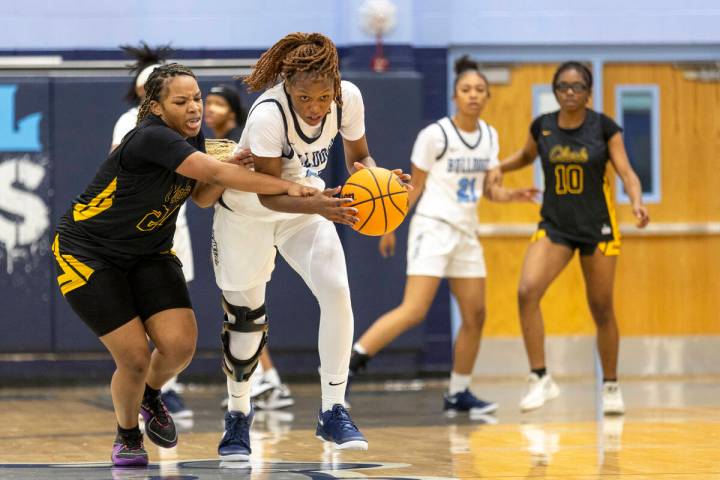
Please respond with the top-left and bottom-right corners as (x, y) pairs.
(457, 177), (478, 203)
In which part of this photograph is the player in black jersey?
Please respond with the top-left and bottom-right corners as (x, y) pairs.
(52, 63), (316, 467)
(501, 62), (649, 415)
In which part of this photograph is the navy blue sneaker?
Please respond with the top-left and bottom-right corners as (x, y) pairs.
(443, 389), (498, 417)
(218, 410), (254, 461)
(161, 389), (193, 419)
(315, 404), (368, 450)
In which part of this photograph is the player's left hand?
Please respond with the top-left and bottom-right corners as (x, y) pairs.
(632, 203), (650, 228)
(509, 187), (541, 203)
(227, 148), (255, 169)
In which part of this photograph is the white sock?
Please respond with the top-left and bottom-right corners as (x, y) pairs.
(353, 343), (367, 355)
(320, 371), (348, 411)
(449, 372), (471, 395)
(264, 367), (281, 386)
(227, 377), (252, 415)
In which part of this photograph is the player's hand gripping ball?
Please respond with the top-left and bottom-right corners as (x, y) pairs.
(341, 167), (409, 236)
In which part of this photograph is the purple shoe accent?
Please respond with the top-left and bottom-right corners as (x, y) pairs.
(111, 434), (148, 466)
(141, 394), (178, 448)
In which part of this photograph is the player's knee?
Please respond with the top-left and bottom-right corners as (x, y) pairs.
(117, 349), (151, 378)
(221, 296), (268, 382)
(588, 298), (614, 326)
(463, 306), (486, 331)
(518, 282), (541, 306)
(398, 304), (428, 327)
(173, 337), (196, 365)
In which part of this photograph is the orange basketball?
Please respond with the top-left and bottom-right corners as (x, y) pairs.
(341, 167), (409, 236)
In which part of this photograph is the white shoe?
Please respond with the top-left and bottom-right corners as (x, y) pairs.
(254, 383), (295, 410)
(602, 382), (625, 415)
(250, 376), (276, 399)
(520, 373), (560, 412)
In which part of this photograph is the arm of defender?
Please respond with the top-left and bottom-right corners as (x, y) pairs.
(176, 151), (315, 197)
(607, 132), (650, 228)
(254, 155), (359, 225)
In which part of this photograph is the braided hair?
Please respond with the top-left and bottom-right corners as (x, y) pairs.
(244, 32), (342, 105)
(136, 63), (196, 125)
(119, 42), (173, 104)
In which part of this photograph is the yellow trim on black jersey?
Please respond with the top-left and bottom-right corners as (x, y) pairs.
(51, 234), (95, 295)
(600, 175), (621, 256)
(73, 177), (117, 222)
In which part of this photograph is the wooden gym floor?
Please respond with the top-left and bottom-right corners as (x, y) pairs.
(1, 376), (719, 479)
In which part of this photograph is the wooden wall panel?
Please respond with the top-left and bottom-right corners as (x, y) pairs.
(474, 64), (720, 337)
(604, 64), (720, 222)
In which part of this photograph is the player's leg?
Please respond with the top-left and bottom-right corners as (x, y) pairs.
(57, 256), (150, 466)
(218, 284), (268, 460)
(445, 276), (497, 416)
(210, 210), (277, 459)
(579, 245), (624, 414)
(351, 214), (448, 375)
(277, 218), (367, 450)
(100, 319), (152, 466)
(130, 255), (197, 449)
(517, 233), (574, 411)
(351, 275), (441, 367)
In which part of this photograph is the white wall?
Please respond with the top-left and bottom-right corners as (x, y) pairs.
(1, 0), (719, 49)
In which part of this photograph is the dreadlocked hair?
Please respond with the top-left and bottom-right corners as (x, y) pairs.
(244, 32), (342, 106)
(120, 41), (174, 104)
(136, 63), (196, 125)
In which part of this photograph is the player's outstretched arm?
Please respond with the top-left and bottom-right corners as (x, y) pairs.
(483, 167), (540, 203)
(177, 151), (316, 197)
(190, 148), (255, 208)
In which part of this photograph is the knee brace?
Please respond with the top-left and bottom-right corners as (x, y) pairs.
(220, 296), (268, 382)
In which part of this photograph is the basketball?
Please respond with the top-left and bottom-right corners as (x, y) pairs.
(341, 167), (409, 236)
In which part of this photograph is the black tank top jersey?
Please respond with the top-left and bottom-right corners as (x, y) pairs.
(531, 109), (622, 243)
(55, 114), (204, 268)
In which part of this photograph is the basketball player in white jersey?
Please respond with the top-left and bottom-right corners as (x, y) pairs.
(208, 33), (409, 459)
(111, 43), (193, 420)
(349, 56), (538, 417)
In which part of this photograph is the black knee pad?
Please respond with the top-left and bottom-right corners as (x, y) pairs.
(220, 296), (268, 382)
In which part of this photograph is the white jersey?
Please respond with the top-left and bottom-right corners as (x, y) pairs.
(112, 107), (138, 147)
(412, 117), (499, 234)
(220, 80), (365, 220)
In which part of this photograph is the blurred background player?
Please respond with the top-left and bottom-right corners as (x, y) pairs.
(111, 43), (193, 421)
(204, 84), (246, 141)
(501, 61), (650, 414)
(348, 56), (537, 416)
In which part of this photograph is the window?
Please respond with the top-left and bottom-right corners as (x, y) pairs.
(615, 85), (661, 203)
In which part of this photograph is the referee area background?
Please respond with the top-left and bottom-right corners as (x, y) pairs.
(0, 3), (719, 477)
